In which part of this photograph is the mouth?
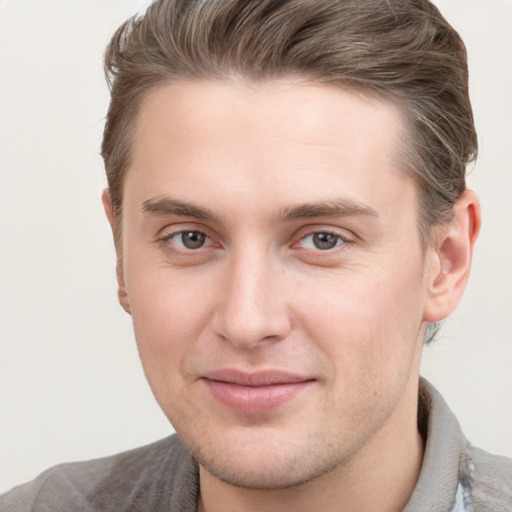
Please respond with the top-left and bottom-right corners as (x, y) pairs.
(201, 369), (315, 414)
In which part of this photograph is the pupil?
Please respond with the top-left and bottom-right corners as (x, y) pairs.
(182, 231), (206, 249)
(313, 233), (337, 250)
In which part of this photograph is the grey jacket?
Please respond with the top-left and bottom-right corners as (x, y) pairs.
(1, 379), (511, 511)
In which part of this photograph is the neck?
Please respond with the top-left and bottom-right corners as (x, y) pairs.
(197, 381), (424, 512)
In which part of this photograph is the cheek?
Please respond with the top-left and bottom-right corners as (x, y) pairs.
(295, 263), (425, 383)
(124, 263), (218, 387)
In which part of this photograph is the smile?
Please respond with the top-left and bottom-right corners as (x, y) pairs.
(201, 370), (315, 414)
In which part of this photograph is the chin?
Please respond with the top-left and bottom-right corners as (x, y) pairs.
(184, 424), (358, 491)
(198, 452), (341, 490)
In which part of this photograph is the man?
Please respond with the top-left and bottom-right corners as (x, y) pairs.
(1, 0), (511, 510)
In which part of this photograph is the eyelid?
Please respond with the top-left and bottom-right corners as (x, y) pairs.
(292, 225), (353, 247)
(156, 224), (221, 254)
(300, 231), (346, 250)
(157, 221), (215, 239)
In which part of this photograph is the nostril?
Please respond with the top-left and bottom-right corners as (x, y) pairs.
(212, 305), (292, 349)
(211, 260), (292, 347)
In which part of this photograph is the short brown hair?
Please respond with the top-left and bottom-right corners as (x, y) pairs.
(102, 0), (477, 245)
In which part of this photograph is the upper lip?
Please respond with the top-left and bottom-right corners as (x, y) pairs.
(202, 369), (313, 387)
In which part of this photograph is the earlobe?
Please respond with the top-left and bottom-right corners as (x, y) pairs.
(423, 190), (481, 323)
(102, 189), (131, 315)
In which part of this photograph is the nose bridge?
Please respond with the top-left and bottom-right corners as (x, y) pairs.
(213, 246), (291, 348)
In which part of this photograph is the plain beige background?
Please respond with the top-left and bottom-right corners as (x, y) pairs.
(1, 0), (511, 493)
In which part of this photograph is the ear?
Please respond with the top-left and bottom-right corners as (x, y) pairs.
(102, 189), (131, 315)
(423, 189), (481, 323)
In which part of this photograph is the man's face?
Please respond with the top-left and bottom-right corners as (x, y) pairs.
(118, 80), (433, 489)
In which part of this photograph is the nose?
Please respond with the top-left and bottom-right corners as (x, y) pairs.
(212, 252), (292, 349)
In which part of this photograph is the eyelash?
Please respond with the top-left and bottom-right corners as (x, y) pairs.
(296, 230), (349, 251)
(157, 230), (217, 255)
(157, 227), (350, 256)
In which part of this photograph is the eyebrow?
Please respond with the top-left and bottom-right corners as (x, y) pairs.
(277, 199), (379, 222)
(141, 196), (379, 223)
(141, 197), (217, 221)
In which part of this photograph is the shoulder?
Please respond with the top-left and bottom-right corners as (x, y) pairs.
(0, 435), (199, 512)
(467, 445), (512, 512)
(407, 379), (512, 512)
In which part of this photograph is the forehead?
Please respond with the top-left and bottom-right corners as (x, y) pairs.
(133, 79), (403, 163)
(125, 79), (415, 225)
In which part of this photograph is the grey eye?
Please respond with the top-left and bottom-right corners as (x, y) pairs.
(302, 232), (342, 250)
(172, 231), (207, 249)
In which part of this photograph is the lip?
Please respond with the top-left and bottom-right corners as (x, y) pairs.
(201, 369), (315, 413)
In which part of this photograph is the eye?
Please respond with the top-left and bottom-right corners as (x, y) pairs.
(301, 232), (344, 250)
(169, 230), (208, 250)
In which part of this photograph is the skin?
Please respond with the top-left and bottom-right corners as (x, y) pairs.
(103, 80), (480, 512)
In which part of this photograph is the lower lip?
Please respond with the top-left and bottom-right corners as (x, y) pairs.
(203, 379), (313, 413)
